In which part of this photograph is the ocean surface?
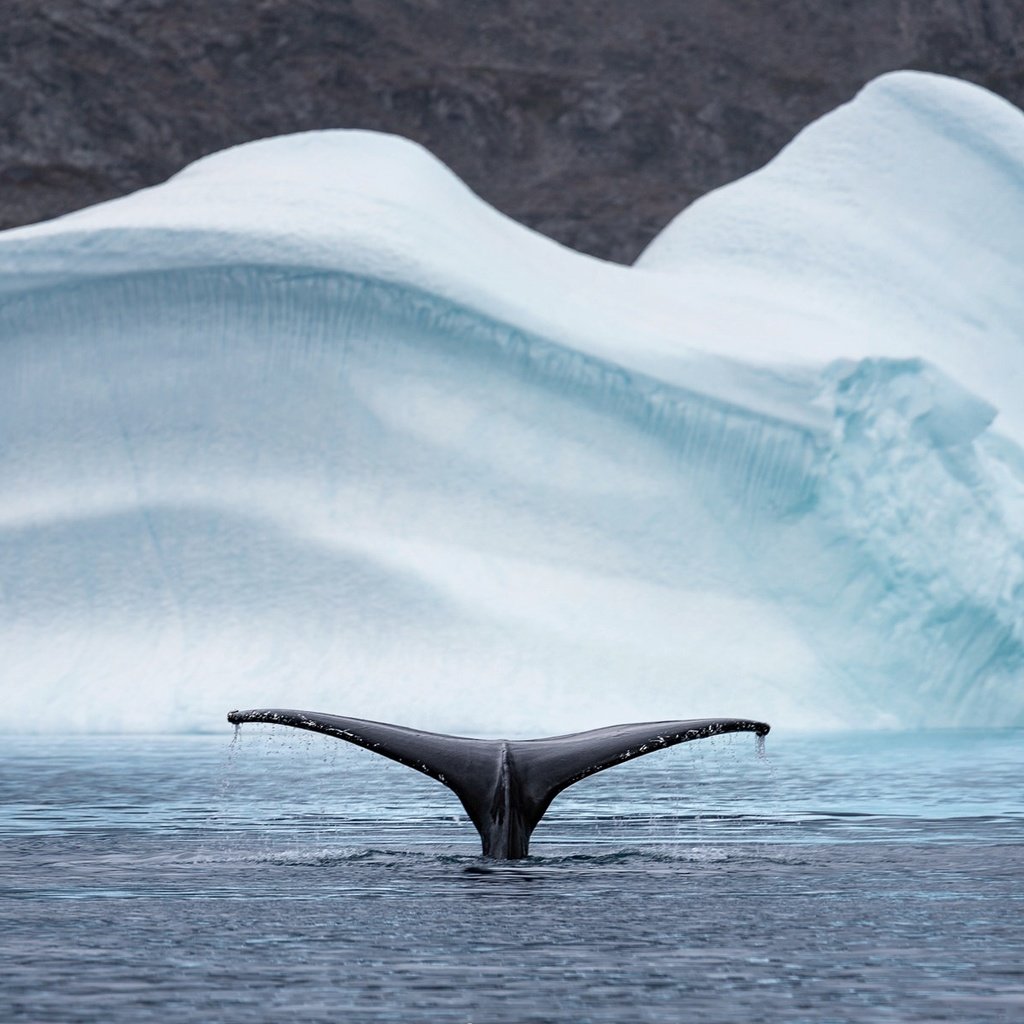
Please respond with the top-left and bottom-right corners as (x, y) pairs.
(2, 727), (1022, 1022)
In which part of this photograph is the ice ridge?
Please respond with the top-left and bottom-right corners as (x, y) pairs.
(1, 71), (1022, 733)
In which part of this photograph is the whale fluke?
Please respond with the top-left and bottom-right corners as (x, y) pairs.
(227, 709), (770, 859)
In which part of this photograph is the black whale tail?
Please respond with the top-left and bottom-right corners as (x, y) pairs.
(226, 709), (770, 859)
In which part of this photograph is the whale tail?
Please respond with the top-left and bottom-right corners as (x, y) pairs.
(226, 709), (770, 859)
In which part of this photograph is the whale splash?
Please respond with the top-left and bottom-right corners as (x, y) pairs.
(2, 71), (1022, 734)
(226, 709), (771, 859)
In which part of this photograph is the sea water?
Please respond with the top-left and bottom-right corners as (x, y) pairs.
(2, 729), (1022, 1022)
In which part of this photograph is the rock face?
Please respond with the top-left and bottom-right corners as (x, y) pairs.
(2, 0), (1023, 262)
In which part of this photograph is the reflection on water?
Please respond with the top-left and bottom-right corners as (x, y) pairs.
(1, 729), (1022, 1022)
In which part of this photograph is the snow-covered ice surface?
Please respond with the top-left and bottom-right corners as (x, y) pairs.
(2, 70), (1022, 734)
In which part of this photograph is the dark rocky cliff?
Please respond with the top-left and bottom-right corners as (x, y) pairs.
(2, 0), (1022, 262)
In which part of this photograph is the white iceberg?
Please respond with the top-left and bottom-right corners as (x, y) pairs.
(1, 70), (1022, 733)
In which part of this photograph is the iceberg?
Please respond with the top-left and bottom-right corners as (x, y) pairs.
(1, 70), (1022, 734)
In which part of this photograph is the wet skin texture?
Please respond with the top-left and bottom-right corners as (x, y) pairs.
(226, 709), (770, 858)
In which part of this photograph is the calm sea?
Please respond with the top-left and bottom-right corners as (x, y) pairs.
(2, 728), (1022, 1022)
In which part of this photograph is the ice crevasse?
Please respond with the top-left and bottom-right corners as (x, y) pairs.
(1, 70), (1022, 734)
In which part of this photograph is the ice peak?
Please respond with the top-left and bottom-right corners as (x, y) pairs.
(2, 72), (1024, 732)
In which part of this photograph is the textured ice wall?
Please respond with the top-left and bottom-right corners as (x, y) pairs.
(1, 71), (1022, 733)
